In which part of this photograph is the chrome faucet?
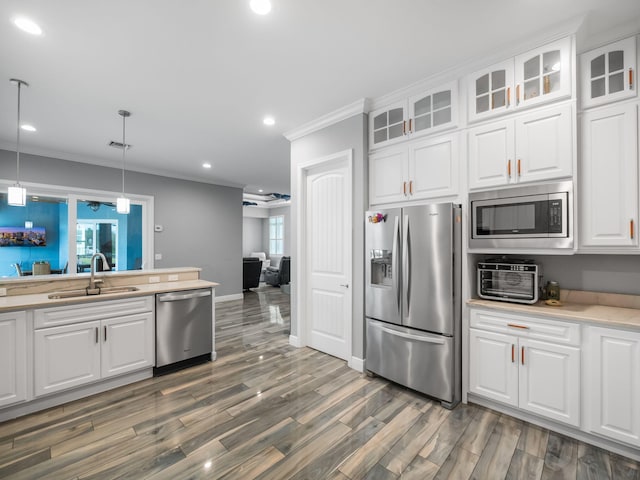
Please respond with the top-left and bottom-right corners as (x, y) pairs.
(87, 252), (110, 294)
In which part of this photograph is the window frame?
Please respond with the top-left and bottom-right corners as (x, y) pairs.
(268, 215), (284, 255)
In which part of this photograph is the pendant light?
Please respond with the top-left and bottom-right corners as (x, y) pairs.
(7, 79), (29, 207)
(116, 109), (131, 214)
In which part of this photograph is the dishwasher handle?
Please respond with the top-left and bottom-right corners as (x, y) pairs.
(157, 289), (211, 302)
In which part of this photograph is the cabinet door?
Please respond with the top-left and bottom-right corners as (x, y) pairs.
(468, 119), (515, 190)
(0, 312), (27, 408)
(469, 329), (518, 407)
(369, 101), (407, 149)
(409, 82), (457, 138)
(515, 37), (572, 109)
(580, 103), (638, 248)
(408, 133), (458, 200)
(587, 327), (640, 447)
(581, 36), (637, 109)
(518, 339), (580, 427)
(468, 59), (515, 123)
(34, 321), (101, 397)
(515, 104), (573, 184)
(102, 313), (154, 378)
(369, 148), (409, 205)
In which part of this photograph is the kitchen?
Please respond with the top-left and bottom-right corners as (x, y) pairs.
(3, 0), (640, 478)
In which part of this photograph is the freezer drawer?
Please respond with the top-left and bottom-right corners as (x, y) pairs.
(366, 318), (455, 404)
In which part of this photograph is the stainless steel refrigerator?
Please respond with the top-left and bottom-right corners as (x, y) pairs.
(365, 202), (462, 408)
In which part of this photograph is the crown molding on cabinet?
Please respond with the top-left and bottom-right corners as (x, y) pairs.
(284, 98), (370, 142)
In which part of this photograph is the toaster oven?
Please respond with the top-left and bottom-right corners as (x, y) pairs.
(477, 259), (539, 304)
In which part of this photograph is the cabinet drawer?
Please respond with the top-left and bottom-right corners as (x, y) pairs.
(470, 308), (580, 346)
(35, 296), (154, 329)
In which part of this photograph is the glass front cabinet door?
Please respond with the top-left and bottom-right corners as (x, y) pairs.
(580, 36), (637, 109)
(514, 37), (572, 109)
(369, 101), (408, 149)
(467, 59), (514, 122)
(408, 81), (458, 138)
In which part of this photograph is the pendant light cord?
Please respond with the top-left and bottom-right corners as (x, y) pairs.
(16, 81), (22, 185)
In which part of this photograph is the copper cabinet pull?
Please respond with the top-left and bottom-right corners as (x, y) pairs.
(403, 182), (407, 195)
(491, 93), (494, 109)
(409, 180), (413, 195)
(630, 68), (634, 90)
(104, 326), (107, 342)
(507, 160), (512, 177)
(506, 87), (511, 107)
(408, 119), (413, 133)
(521, 346), (525, 365)
(517, 159), (521, 176)
(511, 344), (515, 363)
(516, 84), (520, 105)
(95, 327), (99, 344)
(507, 323), (529, 329)
(631, 219), (635, 239)
(402, 121), (407, 135)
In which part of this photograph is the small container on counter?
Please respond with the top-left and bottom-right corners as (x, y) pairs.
(546, 281), (560, 301)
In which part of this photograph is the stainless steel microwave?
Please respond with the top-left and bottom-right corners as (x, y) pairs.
(469, 181), (573, 249)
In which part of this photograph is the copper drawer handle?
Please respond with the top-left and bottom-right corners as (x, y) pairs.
(507, 159), (511, 177)
(521, 346), (525, 365)
(630, 68), (634, 90)
(516, 84), (520, 105)
(402, 120), (406, 135)
(517, 159), (521, 176)
(631, 219), (635, 239)
(511, 344), (515, 363)
(409, 180), (413, 195)
(507, 323), (529, 329)
(95, 327), (99, 344)
(506, 87), (511, 107)
(408, 118), (413, 133)
(403, 182), (407, 195)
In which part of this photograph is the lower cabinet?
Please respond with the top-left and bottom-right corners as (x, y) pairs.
(586, 326), (640, 447)
(0, 312), (27, 408)
(469, 309), (581, 427)
(34, 297), (154, 397)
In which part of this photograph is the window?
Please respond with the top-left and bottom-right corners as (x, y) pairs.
(269, 215), (284, 255)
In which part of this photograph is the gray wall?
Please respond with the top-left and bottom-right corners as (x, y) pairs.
(289, 114), (368, 359)
(0, 149), (243, 296)
(243, 217), (264, 256)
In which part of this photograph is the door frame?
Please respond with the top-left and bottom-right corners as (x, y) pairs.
(294, 149), (353, 361)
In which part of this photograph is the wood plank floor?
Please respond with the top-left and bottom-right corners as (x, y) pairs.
(1, 285), (639, 479)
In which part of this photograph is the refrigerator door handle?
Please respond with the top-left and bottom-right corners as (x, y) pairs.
(402, 214), (410, 319)
(392, 215), (401, 315)
(378, 324), (445, 345)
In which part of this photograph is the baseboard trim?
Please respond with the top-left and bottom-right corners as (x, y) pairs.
(289, 335), (302, 347)
(349, 356), (365, 372)
(215, 293), (243, 303)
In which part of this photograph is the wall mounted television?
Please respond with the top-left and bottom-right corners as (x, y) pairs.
(0, 227), (47, 247)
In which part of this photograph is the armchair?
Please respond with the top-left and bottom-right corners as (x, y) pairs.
(265, 256), (290, 287)
(243, 257), (262, 291)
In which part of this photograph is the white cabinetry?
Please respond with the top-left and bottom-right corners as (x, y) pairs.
(585, 326), (640, 447)
(34, 297), (154, 397)
(580, 36), (637, 109)
(369, 133), (458, 205)
(579, 103), (638, 250)
(468, 104), (573, 189)
(0, 312), (27, 408)
(469, 308), (580, 427)
(468, 37), (572, 122)
(369, 82), (457, 149)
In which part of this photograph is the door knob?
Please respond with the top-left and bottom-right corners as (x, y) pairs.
(340, 284), (349, 288)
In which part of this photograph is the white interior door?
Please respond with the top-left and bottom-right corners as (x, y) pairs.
(304, 153), (352, 361)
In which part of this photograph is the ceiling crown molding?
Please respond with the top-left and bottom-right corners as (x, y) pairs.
(284, 98), (370, 142)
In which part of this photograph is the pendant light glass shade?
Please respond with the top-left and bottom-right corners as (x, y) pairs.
(8, 79), (29, 207)
(8, 185), (26, 206)
(116, 109), (131, 214)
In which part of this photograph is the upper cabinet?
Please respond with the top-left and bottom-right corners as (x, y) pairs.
(369, 81), (458, 149)
(468, 37), (573, 123)
(580, 36), (637, 109)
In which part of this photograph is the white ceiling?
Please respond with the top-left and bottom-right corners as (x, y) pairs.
(1, 1), (639, 196)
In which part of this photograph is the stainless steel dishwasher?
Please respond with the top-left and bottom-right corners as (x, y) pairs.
(155, 288), (213, 369)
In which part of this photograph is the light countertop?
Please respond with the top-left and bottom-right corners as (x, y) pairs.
(468, 290), (640, 330)
(0, 279), (218, 312)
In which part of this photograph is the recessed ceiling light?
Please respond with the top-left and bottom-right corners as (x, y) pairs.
(250, 0), (271, 15)
(263, 116), (275, 126)
(13, 17), (42, 35)
(258, 189), (264, 193)
(202, 162), (212, 169)
(21, 124), (36, 132)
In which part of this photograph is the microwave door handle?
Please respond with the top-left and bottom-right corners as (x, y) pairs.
(403, 214), (410, 320)
(392, 215), (401, 316)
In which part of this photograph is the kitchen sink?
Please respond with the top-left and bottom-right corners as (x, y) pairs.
(48, 286), (139, 299)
